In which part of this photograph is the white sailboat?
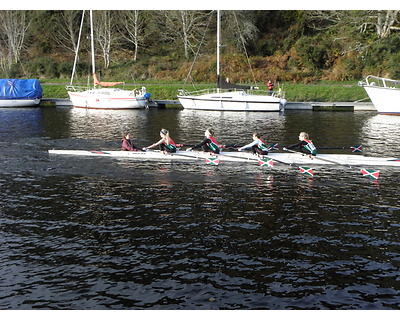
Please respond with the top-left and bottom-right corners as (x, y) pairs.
(66, 10), (149, 110)
(177, 11), (287, 112)
(359, 75), (400, 115)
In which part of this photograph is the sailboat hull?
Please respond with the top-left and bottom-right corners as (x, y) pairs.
(178, 91), (285, 111)
(67, 88), (147, 110)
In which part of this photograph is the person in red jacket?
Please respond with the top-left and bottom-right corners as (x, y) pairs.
(267, 80), (274, 95)
(121, 133), (138, 151)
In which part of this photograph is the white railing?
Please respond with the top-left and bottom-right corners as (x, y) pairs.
(66, 85), (90, 92)
(178, 87), (285, 98)
(361, 75), (400, 89)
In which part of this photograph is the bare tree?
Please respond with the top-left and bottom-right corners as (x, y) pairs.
(374, 10), (400, 38)
(118, 10), (145, 61)
(93, 10), (119, 69)
(223, 11), (259, 50)
(306, 10), (400, 39)
(160, 10), (211, 59)
(54, 10), (84, 54)
(0, 11), (30, 74)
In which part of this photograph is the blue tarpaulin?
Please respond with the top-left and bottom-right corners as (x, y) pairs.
(0, 79), (42, 100)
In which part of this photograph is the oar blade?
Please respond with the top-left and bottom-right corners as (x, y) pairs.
(299, 166), (314, 177)
(258, 158), (274, 167)
(267, 143), (279, 151)
(351, 145), (363, 152)
(206, 157), (220, 166)
(360, 168), (380, 179)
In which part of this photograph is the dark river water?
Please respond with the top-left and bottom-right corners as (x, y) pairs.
(1, 106), (400, 310)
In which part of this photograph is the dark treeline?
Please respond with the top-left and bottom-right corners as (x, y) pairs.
(1, 10), (400, 84)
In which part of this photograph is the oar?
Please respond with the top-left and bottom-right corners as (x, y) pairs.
(176, 148), (222, 166)
(222, 142), (310, 173)
(283, 148), (380, 179)
(278, 144), (363, 152)
(318, 145), (363, 153)
(176, 143), (239, 149)
(221, 151), (314, 177)
(142, 149), (206, 161)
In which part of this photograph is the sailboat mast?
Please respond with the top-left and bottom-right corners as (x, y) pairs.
(70, 10), (85, 85)
(217, 10), (220, 92)
(90, 10), (96, 79)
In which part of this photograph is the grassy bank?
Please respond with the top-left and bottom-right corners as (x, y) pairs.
(41, 80), (370, 103)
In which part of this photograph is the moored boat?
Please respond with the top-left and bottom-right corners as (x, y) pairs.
(178, 88), (286, 112)
(66, 85), (149, 110)
(66, 10), (149, 110)
(0, 79), (42, 107)
(359, 75), (400, 115)
(177, 11), (286, 112)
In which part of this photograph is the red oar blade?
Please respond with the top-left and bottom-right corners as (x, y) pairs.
(299, 166), (314, 177)
(206, 157), (220, 165)
(258, 158), (274, 167)
(351, 145), (363, 152)
(267, 143), (279, 151)
(360, 168), (380, 179)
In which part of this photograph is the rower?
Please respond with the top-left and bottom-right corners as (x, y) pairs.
(283, 132), (317, 156)
(145, 128), (177, 153)
(121, 133), (139, 151)
(186, 128), (221, 154)
(238, 132), (269, 156)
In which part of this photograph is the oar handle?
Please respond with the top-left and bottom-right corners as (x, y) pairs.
(176, 143), (242, 150)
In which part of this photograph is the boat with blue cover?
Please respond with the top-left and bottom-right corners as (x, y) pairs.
(0, 79), (42, 107)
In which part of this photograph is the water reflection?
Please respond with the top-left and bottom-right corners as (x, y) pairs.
(362, 114), (400, 157)
(178, 109), (285, 144)
(2, 107), (400, 309)
(0, 108), (44, 139)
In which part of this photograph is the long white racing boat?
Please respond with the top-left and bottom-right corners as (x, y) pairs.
(48, 149), (400, 167)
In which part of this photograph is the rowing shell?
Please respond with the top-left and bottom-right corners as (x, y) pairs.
(48, 149), (400, 167)
(48, 149), (254, 163)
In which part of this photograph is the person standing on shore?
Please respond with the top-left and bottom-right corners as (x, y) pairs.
(267, 80), (274, 95)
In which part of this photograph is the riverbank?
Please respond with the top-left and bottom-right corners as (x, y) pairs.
(40, 80), (371, 103)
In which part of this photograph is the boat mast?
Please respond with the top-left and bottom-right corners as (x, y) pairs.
(217, 10), (220, 93)
(90, 10), (96, 85)
(70, 10), (85, 86)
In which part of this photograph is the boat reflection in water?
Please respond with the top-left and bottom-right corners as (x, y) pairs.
(362, 113), (400, 157)
(177, 109), (286, 145)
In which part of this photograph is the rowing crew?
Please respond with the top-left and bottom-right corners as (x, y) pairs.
(122, 128), (317, 156)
